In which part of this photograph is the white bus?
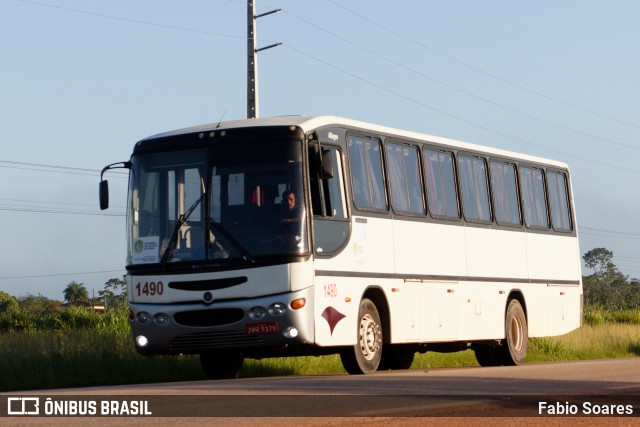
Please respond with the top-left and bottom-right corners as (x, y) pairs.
(100, 116), (582, 379)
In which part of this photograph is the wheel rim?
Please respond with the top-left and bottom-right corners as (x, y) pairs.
(508, 314), (523, 351)
(359, 313), (381, 361)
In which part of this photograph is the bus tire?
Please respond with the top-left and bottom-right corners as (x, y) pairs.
(340, 298), (383, 374)
(379, 344), (416, 370)
(199, 351), (244, 380)
(502, 299), (528, 365)
(473, 299), (528, 366)
(473, 344), (502, 367)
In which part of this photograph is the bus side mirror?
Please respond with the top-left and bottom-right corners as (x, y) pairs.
(321, 150), (334, 179)
(99, 180), (109, 210)
(99, 161), (132, 211)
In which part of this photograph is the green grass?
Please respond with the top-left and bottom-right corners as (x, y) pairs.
(528, 323), (640, 361)
(0, 329), (206, 391)
(583, 307), (640, 325)
(1, 307), (639, 391)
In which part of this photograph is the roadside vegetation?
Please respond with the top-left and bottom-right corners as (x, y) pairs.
(1, 248), (638, 391)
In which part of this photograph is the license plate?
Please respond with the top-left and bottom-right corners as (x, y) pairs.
(245, 322), (278, 334)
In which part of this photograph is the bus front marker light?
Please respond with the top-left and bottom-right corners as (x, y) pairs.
(135, 335), (149, 348)
(154, 313), (170, 326)
(136, 311), (151, 325)
(283, 327), (298, 339)
(268, 302), (286, 316)
(248, 306), (266, 320)
(290, 298), (306, 310)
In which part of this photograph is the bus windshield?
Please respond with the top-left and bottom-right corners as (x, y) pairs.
(127, 140), (306, 267)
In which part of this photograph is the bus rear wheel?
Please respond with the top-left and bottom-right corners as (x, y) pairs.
(503, 299), (527, 365)
(340, 298), (383, 374)
(199, 350), (244, 380)
(473, 299), (527, 366)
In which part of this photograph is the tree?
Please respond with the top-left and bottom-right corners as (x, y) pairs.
(19, 293), (62, 315)
(582, 247), (640, 310)
(63, 281), (89, 304)
(98, 276), (127, 308)
(583, 247), (616, 275)
(0, 291), (19, 313)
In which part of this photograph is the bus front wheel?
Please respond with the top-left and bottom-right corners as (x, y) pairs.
(340, 298), (383, 374)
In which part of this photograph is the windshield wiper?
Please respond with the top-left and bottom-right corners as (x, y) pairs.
(160, 192), (206, 268)
(208, 219), (255, 265)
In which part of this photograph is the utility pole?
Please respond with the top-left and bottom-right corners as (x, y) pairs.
(247, 1), (281, 119)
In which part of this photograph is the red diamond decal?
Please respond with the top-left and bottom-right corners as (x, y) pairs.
(321, 306), (346, 335)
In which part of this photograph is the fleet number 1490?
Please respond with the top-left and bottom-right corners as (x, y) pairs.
(135, 281), (164, 296)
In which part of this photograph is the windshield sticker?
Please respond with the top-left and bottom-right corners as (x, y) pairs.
(132, 236), (160, 264)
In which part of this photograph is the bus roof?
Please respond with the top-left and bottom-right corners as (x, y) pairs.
(143, 115), (569, 169)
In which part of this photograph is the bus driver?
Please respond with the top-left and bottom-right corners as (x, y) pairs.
(279, 190), (303, 250)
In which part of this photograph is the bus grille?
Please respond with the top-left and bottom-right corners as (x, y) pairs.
(173, 308), (244, 327)
(169, 331), (263, 351)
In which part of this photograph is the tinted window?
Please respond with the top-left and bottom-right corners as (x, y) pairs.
(326, 148), (348, 219)
(310, 146), (347, 219)
(459, 155), (491, 223)
(423, 148), (459, 219)
(348, 135), (387, 210)
(519, 166), (548, 229)
(490, 161), (521, 226)
(547, 170), (572, 232)
(386, 142), (424, 214)
(311, 146), (350, 255)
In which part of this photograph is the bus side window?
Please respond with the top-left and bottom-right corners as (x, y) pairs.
(386, 142), (424, 215)
(310, 145), (347, 219)
(459, 154), (491, 223)
(490, 160), (521, 226)
(423, 148), (460, 219)
(348, 135), (387, 211)
(323, 148), (347, 218)
(547, 170), (572, 232)
(519, 166), (549, 229)
(309, 146), (323, 216)
(312, 146), (349, 255)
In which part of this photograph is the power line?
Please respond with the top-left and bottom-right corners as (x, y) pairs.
(0, 159), (128, 178)
(14, 1), (640, 174)
(0, 270), (124, 280)
(0, 197), (125, 210)
(0, 206), (124, 217)
(0, 159), (100, 173)
(282, 9), (640, 153)
(580, 226), (640, 238)
(0, 197), (126, 216)
(613, 251), (640, 258)
(17, 0), (248, 41)
(580, 231), (640, 241)
(323, 0), (640, 131)
(283, 43), (640, 175)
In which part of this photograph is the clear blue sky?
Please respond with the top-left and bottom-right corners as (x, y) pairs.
(1, 0), (639, 300)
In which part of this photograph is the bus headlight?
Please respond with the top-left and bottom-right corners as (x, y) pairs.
(283, 327), (298, 339)
(154, 313), (170, 326)
(248, 306), (266, 320)
(135, 335), (149, 348)
(136, 311), (152, 325)
(268, 302), (286, 317)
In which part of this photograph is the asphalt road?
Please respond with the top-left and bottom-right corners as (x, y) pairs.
(3, 358), (640, 425)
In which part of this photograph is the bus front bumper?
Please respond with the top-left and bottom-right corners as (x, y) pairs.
(129, 287), (314, 355)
